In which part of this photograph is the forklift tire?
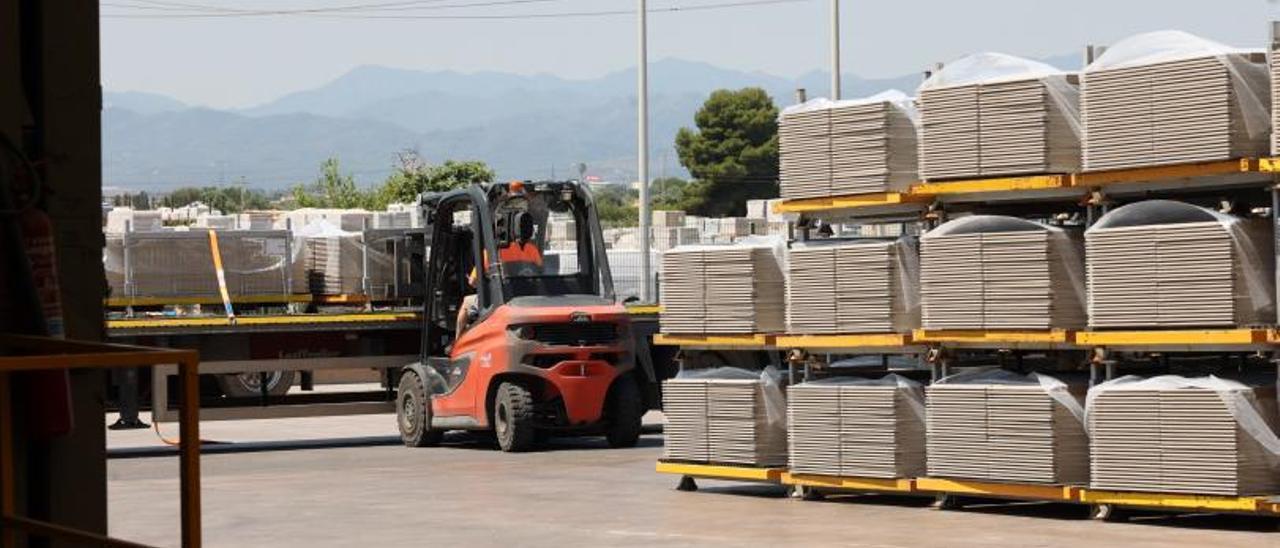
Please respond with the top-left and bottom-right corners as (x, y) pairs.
(494, 382), (536, 452)
(397, 370), (443, 448)
(605, 375), (643, 448)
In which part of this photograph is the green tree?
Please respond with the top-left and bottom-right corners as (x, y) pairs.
(376, 151), (493, 208)
(291, 158), (372, 209)
(674, 88), (779, 216)
(592, 184), (638, 228)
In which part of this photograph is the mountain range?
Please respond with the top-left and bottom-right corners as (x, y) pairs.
(103, 55), (1078, 191)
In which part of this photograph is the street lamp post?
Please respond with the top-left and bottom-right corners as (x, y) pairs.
(637, 0), (652, 302)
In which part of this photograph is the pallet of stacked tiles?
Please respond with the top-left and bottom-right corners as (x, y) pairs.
(1088, 375), (1279, 496)
(659, 244), (786, 335)
(920, 216), (1085, 330)
(788, 375), (926, 478)
(918, 53), (1080, 181)
(1083, 30), (1271, 171)
(662, 368), (788, 467)
(362, 228), (420, 300)
(786, 238), (919, 335)
(291, 221), (363, 295)
(927, 370), (1089, 485)
(779, 91), (919, 200)
(103, 230), (290, 300)
(1086, 200), (1275, 328)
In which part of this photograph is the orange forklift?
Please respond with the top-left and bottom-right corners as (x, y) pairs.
(396, 180), (643, 452)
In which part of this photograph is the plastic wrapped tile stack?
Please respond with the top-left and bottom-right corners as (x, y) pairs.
(652, 210), (686, 227)
(779, 90), (919, 200)
(1273, 38), (1280, 155)
(786, 238), (919, 334)
(918, 53), (1080, 181)
(1082, 31), (1271, 171)
(1086, 200), (1275, 328)
(926, 370), (1089, 485)
(103, 230), (290, 300)
(1088, 375), (1280, 496)
(659, 241), (786, 335)
(105, 208), (163, 233)
(291, 220), (362, 295)
(788, 375), (926, 478)
(662, 367), (788, 467)
(920, 216), (1085, 330)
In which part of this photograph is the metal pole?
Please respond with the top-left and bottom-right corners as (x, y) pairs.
(638, 0), (653, 302)
(830, 0), (841, 100)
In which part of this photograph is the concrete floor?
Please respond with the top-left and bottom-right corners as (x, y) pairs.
(106, 414), (1276, 547)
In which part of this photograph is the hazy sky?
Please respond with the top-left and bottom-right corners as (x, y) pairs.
(101, 0), (1277, 109)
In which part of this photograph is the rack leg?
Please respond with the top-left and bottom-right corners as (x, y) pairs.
(676, 476), (698, 492)
(932, 494), (960, 510)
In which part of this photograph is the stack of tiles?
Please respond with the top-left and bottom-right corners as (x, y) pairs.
(1087, 200), (1275, 328)
(660, 245), (786, 335)
(362, 228), (417, 300)
(779, 103), (831, 200)
(788, 376), (926, 478)
(787, 239), (919, 334)
(919, 53), (1080, 181)
(779, 92), (919, 200)
(661, 379), (710, 462)
(921, 216), (1085, 330)
(662, 374), (788, 467)
(927, 373), (1089, 485)
(1083, 31), (1270, 171)
(828, 95), (919, 195)
(103, 231), (289, 300)
(658, 247), (707, 334)
(1274, 43), (1280, 155)
(1089, 378), (1279, 496)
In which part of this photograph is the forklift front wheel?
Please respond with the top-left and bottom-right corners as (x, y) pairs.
(605, 375), (644, 448)
(397, 370), (443, 448)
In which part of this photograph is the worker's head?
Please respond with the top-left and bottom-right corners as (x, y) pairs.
(513, 211), (535, 244)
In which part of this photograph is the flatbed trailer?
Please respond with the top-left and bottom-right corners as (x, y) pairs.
(105, 305), (674, 423)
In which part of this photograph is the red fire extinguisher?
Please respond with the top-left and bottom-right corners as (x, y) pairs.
(0, 134), (74, 438)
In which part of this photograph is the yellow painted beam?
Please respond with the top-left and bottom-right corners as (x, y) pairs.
(107, 312), (420, 330)
(106, 294), (310, 307)
(773, 192), (928, 214)
(1074, 158), (1260, 187)
(1077, 329), (1279, 346)
(652, 333), (774, 348)
(1260, 157), (1280, 172)
(912, 329), (1075, 344)
(625, 304), (662, 316)
(1080, 489), (1278, 514)
(775, 332), (912, 349)
(911, 174), (1070, 195)
(916, 477), (1079, 502)
(781, 473), (916, 493)
(655, 461), (785, 483)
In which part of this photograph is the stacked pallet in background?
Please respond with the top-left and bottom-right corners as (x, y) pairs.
(779, 91), (919, 200)
(662, 369), (788, 467)
(788, 375), (926, 478)
(1083, 30), (1270, 171)
(927, 371), (1089, 485)
(660, 244), (786, 335)
(920, 216), (1085, 330)
(104, 230), (290, 300)
(786, 238), (919, 334)
(1089, 376), (1279, 496)
(918, 53), (1080, 181)
(1086, 200), (1275, 328)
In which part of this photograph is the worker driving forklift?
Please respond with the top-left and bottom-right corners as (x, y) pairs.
(397, 180), (644, 452)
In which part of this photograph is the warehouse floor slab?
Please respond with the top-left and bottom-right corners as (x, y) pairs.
(107, 414), (1275, 547)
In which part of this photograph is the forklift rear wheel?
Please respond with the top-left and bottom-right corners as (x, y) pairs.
(494, 382), (536, 452)
(604, 375), (643, 448)
(397, 370), (443, 448)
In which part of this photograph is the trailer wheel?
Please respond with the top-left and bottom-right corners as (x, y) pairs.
(397, 370), (442, 448)
(494, 382), (536, 452)
(604, 375), (643, 448)
(216, 370), (296, 398)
